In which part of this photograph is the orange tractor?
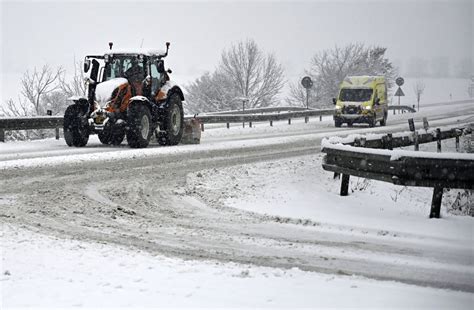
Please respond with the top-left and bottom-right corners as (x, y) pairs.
(64, 42), (185, 148)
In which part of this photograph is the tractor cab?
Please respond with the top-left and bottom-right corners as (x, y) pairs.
(83, 42), (171, 105)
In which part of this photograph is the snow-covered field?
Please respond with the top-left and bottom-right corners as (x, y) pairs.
(2, 150), (473, 308)
(1, 222), (471, 309)
(1, 99), (473, 308)
(393, 78), (472, 105)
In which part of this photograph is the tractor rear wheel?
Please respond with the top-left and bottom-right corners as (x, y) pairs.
(126, 104), (152, 148)
(158, 93), (184, 146)
(64, 104), (89, 147)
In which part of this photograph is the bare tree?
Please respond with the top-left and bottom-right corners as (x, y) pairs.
(0, 97), (34, 140)
(220, 39), (285, 109)
(285, 81), (321, 108)
(185, 39), (285, 113)
(413, 80), (425, 111)
(42, 91), (70, 115)
(0, 97), (32, 117)
(184, 71), (235, 113)
(287, 43), (397, 108)
(21, 64), (64, 115)
(1, 64), (64, 140)
(59, 61), (86, 98)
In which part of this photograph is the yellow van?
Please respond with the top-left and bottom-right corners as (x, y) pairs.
(332, 76), (388, 127)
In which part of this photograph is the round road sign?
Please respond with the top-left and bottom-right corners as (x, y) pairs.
(396, 77), (404, 86)
(301, 76), (313, 89)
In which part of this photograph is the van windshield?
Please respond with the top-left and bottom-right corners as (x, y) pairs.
(339, 88), (373, 102)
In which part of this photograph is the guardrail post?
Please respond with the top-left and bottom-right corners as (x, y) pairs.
(423, 117), (429, 130)
(288, 118), (291, 125)
(305, 116), (309, 123)
(455, 129), (460, 152)
(226, 123), (230, 129)
(408, 118), (415, 132)
(201, 123), (204, 132)
(319, 115), (322, 122)
(270, 120), (273, 127)
(436, 128), (442, 152)
(0, 128), (4, 142)
(414, 131), (419, 151)
(249, 121), (253, 128)
(430, 186), (443, 218)
(381, 134), (393, 150)
(55, 127), (60, 140)
(340, 174), (350, 196)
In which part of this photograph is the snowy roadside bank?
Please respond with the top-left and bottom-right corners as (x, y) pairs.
(187, 153), (473, 241)
(1, 223), (472, 309)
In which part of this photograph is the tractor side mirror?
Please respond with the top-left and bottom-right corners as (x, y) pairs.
(90, 59), (100, 82)
(83, 59), (91, 73)
(332, 98), (337, 105)
(156, 60), (165, 73)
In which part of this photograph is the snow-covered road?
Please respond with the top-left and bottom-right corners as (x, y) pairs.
(1, 100), (473, 307)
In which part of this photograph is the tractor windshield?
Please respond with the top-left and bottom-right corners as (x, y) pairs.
(103, 55), (145, 82)
(339, 88), (373, 102)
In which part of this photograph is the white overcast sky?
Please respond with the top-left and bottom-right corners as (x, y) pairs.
(1, 0), (472, 101)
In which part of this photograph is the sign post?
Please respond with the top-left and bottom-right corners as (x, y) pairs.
(301, 76), (313, 110)
(394, 77), (405, 114)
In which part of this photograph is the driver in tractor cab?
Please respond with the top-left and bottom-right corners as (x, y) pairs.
(125, 58), (145, 96)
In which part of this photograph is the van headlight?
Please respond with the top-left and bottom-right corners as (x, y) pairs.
(335, 105), (342, 110)
(365, 106), (372, 110)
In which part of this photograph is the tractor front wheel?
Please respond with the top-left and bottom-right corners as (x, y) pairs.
(126, 104), (152, 148)
(64, 104), (89, 147)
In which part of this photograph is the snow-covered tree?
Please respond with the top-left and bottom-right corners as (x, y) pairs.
(184, 71), (235, 113)
(287, 43), (397, 108)
(185, 39), (285, 113)
(21, 64), (64, 115)
(59, 61), (86, 98)
(1, 62), (80, 140)
(285, 81), (320, 108)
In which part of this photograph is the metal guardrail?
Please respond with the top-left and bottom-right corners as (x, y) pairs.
(322, 122), (474, 218)
(0, 116), (63, 130)
(0, 104), (417, 142)
(194, 108), (334, 124)
(0, 116), (63, 142)
(0, 108), (336, 141)
(389, 105), (416, 113)
(203, 106), (312, 115)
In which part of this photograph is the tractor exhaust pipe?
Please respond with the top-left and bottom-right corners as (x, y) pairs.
(161, 42), (170, 58)
(108, 42), (113, 50)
